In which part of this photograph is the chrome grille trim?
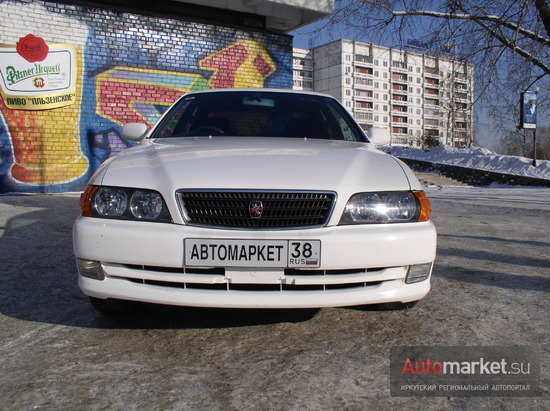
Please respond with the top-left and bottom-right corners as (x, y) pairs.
(176, 190), (336, 229)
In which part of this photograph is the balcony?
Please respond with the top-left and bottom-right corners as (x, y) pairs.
(355, 67), (373, 76)
(355, 101), (373, 110)
(425, 87), (440, 96)
(454, 81), (468, 90)
(355, 90), (373, 99)
(392, 84), (408, 92)
(354, 111), (373, 121)
(355, 77), (373, 87)
(424, 129), (440, 137)
(392, 126), (408, 135)
(455, 121), (467, 129)
(391, 61), (407, 72)
(424, 67), (438, 75)
(392, 93), (407, 102)
(425, 119), (440, 127)
(392, 104), (408, 113)
(355, 54), (374, 64)
(425, 108), (441, 117)
(392, 116), (408, 124)
(392, 73), (407, 81)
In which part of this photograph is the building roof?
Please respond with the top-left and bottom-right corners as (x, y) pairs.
(175, 0), (334, 32)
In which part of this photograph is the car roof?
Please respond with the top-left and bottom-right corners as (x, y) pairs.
(182, 88), (336, 100)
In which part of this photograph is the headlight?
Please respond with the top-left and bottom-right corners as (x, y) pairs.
(93, 187), (128, 217)
(130, 190), (163, 219)
(340, 191), (431, 224)
(81, 185), (172, 223)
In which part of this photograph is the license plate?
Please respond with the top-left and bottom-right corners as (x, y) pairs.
(184, 239), (321, 268)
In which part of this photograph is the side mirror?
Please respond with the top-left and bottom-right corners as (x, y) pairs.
(121, 123), (148, 141)
(367, 127), (391, 146)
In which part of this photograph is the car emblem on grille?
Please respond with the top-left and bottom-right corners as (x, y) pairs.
(249, 200), (263, 219)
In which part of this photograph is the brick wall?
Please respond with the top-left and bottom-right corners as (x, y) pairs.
(0, 0), (292, 192)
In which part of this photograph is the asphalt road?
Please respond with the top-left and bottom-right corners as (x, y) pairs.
(0, 186), (548, 410)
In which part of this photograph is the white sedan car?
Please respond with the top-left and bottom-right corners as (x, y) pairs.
(73, 89), (437, 313)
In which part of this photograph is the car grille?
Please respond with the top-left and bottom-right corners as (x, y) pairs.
(177, 190), (336, 228)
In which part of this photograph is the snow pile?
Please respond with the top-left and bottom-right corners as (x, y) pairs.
(382, 145), (550, 180)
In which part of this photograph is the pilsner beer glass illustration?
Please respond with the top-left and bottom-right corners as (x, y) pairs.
(0, 50), (87, 184)
(0, 2), (89, 186)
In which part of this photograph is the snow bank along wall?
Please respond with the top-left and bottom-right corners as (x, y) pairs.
(0, 1), (292, 193)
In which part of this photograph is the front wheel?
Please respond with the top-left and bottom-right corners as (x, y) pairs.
(89, 297), (136, 314)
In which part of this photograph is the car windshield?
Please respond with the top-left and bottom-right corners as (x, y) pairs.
(152, 91), (367, 142)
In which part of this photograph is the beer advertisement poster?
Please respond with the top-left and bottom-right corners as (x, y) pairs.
(0, 34), (77, 110)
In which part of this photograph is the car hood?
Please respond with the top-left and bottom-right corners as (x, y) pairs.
(94, 137), (415, 196)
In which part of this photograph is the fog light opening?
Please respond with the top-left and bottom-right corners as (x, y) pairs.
(77, 259), (105, 280)
(405, 262), (433, 284)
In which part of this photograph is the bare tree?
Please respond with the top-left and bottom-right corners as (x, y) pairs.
(499, 125), (550, 160)
(311, 0), (550, 145)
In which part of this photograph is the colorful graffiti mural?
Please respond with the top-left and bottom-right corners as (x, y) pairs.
(0, 1), (291, 192)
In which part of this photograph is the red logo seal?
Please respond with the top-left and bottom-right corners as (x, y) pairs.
(33, 77), (46, 88)
(16, 34), (49, 63)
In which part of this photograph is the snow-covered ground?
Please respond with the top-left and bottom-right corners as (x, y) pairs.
(382, 145), (550, 180)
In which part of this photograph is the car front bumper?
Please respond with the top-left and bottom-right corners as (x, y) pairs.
(73, 217), (437, 308)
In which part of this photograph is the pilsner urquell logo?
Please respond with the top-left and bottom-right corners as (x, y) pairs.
(16, 34), (49, 63)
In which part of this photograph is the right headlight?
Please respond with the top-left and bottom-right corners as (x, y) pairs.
(339, 191), (431, 224)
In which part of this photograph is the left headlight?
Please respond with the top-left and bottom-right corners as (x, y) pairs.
(80, 185), (172, 223)
(339, 191), (431, 224)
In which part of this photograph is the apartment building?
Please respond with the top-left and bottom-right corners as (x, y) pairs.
(293, 39), (474, 147)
